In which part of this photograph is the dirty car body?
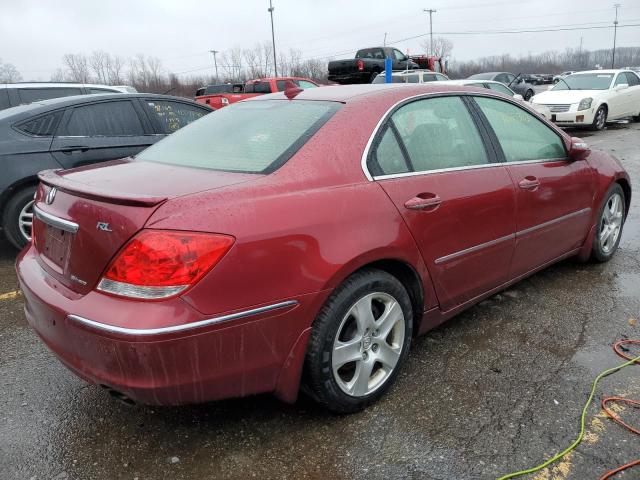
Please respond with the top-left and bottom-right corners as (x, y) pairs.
(17, 84), (631, 408)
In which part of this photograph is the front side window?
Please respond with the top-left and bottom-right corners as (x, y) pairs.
(614, 73), (630, 87)
(626, 71), (640, 86)
(136, 100), (340, 173)
(474, 96), (566, 162)
(389, 96), (489, 172)
(393, 49), (406, 61)
(406, 75), (419, 83)
(296, 80), (318, 89)
(144, 100), (209, 134)
(422, 74), (437, 82)
(486, 83), (513, 96)
(62, 101), (145, 136)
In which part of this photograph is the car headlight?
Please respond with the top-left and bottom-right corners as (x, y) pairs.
(578, 98), (593, 111)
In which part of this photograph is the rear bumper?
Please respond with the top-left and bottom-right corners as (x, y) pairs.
(17, 246), (324, 405)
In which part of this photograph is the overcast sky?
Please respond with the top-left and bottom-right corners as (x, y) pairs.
(2, 0), (640, 80)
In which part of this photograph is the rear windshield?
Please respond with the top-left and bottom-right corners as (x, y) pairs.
(468, 73), (494, 80)
(136, 100), (340, 174)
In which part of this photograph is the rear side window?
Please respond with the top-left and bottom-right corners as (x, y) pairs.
(422, 74), (437, 82)
(17, 87), (83, 104)
(245, 82), (271, 94)
(63, 101), (145, 136)
(474, 97), (566, 162)
(370, 126), (410, 176)
(144, 100), (209, 134)
(406, 75), (419, 83)
(136, 100), (340, 173)
(15, 111), (63, 136)
(627, 72), (640, 86)
(296, 80), (318, 89)
(388, 96), (489, 173)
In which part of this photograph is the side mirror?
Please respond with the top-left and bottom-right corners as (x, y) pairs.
(513, 94), (524, 101)
(569, 137), (590, 161)
(614, 83), (629, 91)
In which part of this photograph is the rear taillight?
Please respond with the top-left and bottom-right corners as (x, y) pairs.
(221, 97), (229, 105)
(356, 59), (364, 71)
(97, 230), (234, 299)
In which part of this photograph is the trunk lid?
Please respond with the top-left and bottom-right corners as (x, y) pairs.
(33, 159), (258, 294)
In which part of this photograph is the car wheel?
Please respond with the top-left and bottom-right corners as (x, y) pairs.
(590, 105), (607, 131)
(369, 71), (379, 84)
(524, 89), (534, 101)
(591, 184), (625, 262)
(304, 268), (413, 413)
(2, 185), (36, 250)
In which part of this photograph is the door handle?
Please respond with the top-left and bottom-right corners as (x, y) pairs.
(60, 145), (89, 154)
(404, 194), (442, 211)
(518, 176), (540, 190)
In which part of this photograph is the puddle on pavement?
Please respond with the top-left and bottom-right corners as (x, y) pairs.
(614, 272), (640, 298)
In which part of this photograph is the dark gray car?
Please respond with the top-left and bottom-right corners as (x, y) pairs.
(0, 93), (211, 249)
(467, 72), (536, 101)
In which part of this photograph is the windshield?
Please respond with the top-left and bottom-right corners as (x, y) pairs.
(136, 100), (340, 174)
(468, 73), (494, 80)
(553, 73), (613, 90)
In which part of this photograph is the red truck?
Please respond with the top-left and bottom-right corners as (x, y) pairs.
(195, 77), (320, 110)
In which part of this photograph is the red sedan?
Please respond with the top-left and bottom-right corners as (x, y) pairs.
(17, 84), (630, 413)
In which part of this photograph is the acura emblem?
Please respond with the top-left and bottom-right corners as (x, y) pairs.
(46, 187), (57, 205)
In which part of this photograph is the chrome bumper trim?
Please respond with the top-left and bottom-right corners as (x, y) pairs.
(67, 300), (298, 336)
(33, 205), (79, 233)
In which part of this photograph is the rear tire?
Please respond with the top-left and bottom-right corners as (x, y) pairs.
(590, 105), (607, 131)
(591, 183), (625, 263)
(304, 269), (413, 413)
(2, 185), (36, 250)
(369, 71), (380, 84)
(524, 89), (534, 101)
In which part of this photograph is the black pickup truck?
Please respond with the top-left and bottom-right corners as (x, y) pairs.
(328, 47), (420, 84)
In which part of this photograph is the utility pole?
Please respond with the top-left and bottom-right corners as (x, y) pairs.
(579, 37), (583, 68)
(209, 50), (219, 83)
(423, 8), (437, 56)
(611, 3), (621, 68)
(268, 0), (278, 77)
(383, 32), (387, 46)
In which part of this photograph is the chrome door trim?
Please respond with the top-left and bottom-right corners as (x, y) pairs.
(435, 233), (515, 265)
(33, 205), (79, 233)
(374, 162), (500, 181)
(516, 207), (591, 236)
(433, 208), (592, 265)
(67, 300), (298, 336)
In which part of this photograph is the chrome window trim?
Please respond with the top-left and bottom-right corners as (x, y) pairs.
(33, 205), (79, 233)
(434, 208), (591, 265)
(361, 91), (569, 181)
(67, 300), (298, 336)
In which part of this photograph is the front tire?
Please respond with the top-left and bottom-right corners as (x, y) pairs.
(2, 185), (36, 250)
(304, 269), (413, 413)
(591, 184), (625, 262)
(590, 105), (607, 131)
(524, 89), (534, 101)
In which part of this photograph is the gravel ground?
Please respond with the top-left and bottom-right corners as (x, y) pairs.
(0, 122), (638, 480)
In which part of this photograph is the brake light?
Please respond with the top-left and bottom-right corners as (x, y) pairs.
(97, 230), (234, 299)
(357, 59), (364, 71)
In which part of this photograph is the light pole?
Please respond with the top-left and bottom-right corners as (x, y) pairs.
(423, 8), (437, 56)
(268, 0), (278, 77)
(209, 50), (219, 83)
(611, 3), (621, 68)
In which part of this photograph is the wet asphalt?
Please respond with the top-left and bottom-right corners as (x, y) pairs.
(1, 123), (639, 480)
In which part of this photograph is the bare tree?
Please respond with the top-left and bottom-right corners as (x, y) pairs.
(0, 59), (22, 82)
(106, 55), (125, 85)
(63, 53), (90, 82)
(420, 37), (453, 58)
(90, 50), (109, 84)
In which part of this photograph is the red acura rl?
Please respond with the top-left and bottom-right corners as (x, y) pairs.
(17, 84), (630, 413)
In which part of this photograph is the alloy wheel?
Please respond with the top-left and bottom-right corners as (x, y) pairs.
(599, 192), (623, 254)
(596, 108), (606, 130)
(332, 292), (405, 397)
(18, 199), (34, 243)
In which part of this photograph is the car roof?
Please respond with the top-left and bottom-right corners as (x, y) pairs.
(570, 70), (625, 75)
(0, 82), (130, 89)
(249, 83), (493, 104)
(0, 93), (207, 122)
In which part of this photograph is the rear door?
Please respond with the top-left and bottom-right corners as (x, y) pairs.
(472, 95), (595, 279)
(368, 94), (516, 311)
(50, 99), (155, 168)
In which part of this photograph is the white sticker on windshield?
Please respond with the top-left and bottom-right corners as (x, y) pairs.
(597, 75), (612, 78)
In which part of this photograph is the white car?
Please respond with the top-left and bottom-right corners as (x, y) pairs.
(531, 69), (640, 130)
(372, 70), (449, 84)
(553, 71), (575, 84)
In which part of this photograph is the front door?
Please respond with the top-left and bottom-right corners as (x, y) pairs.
(366, 95), (517, 311)
(472, 95), (595, 279)
(50, 100), (156, 168)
